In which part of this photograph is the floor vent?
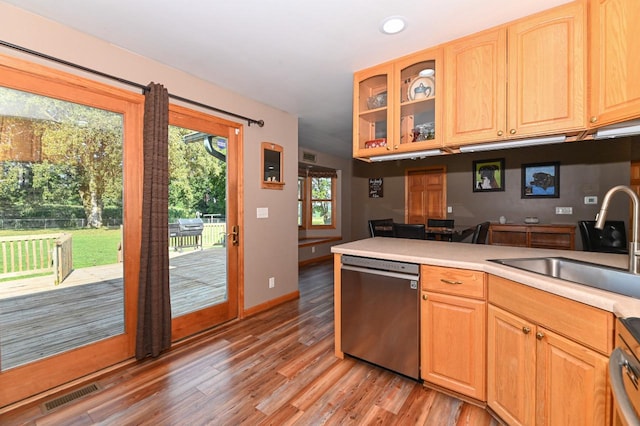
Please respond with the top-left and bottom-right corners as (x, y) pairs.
(41, 382), (102, 413)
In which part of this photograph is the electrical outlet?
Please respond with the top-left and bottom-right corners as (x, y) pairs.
(447, 206), (453, 213)
(584, 196), (598, 205)
(268, 277), (275, 288)
(555, 206), (573, 215)
(311, 246), (316, 253)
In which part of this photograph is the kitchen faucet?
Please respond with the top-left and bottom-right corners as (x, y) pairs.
(595, 185), (640, 274)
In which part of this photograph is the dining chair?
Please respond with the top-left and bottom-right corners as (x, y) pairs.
(393, 223), (427, 240)
(368, 218), (394, 237)
(578, 220), (628, 254)
(471, 221), (491, 244)
(427, 218), (454, 228)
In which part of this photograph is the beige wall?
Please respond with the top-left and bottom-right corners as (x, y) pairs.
(0, 3), (299, 310)
(352, 137), (640, 250)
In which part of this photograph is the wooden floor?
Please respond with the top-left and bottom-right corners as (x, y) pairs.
(1, 260), (499, 425)
(0, 248), (226, 370)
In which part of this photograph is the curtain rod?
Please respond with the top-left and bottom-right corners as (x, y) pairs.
(0, 40), (265, 127)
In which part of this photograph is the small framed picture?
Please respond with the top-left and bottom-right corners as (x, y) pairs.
(521, 162), (560, 198)
(472, 158), (505, 192)
(369, 177), (383, 198)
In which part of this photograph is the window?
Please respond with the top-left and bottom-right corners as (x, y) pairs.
(310, 176), (334, 227)
(297, 166), (337, 229)
(297, 176), (305, 227)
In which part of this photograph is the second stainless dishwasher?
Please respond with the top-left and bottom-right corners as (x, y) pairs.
(340, 255), (420, 379)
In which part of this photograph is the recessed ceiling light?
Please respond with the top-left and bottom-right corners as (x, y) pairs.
(380, 16), (407, 35)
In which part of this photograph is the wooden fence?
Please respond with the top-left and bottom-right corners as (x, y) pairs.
(52, 233), (73, 285)
(0, 233), (72, 283)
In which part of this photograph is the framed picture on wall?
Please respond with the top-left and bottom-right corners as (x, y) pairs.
(472, 158), (505, 192)
(369, 178), (383, 198)
(521, 162), (560, 198)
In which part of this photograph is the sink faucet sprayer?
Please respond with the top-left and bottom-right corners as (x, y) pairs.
(595, 185), (640, 274)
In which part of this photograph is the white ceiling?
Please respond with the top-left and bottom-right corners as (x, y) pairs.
(3, 0), (572, 158)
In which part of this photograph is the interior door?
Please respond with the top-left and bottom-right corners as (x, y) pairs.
(168, 105), (240, 341)
(405, 167), (446, 224)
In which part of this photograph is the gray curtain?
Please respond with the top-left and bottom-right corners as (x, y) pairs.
(136, 82), (171, 359)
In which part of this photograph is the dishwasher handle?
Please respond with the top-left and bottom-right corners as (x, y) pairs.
(341, 264), (419, 282)
(610, 347), (640, 426)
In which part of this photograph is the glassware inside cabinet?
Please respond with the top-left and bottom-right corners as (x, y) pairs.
(399, 60), (437, 147)
(357, 74), (389, 152)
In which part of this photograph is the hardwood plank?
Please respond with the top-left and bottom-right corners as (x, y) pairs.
(0, 260), (497, 425)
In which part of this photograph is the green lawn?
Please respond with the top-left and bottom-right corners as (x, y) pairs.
(0, 228), (121, 270)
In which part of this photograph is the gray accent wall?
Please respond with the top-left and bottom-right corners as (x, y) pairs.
(351, 137), (640, 250)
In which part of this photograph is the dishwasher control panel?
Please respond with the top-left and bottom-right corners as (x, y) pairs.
(341, 255), (419, 275)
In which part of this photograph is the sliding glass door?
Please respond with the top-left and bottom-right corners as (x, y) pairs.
(0, 56), (143, 407)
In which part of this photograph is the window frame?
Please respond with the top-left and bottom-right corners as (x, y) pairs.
(298, 174), (336, 229)
(297, 176), (306, 229)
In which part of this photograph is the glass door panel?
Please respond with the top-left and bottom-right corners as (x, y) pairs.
(0, 86), (125, 370)
(168, 126), (228, 317)
(396, 49), (443, 152)
(168, 105), (239, 341)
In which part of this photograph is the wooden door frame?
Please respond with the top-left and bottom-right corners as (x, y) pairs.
(168, 104), (243, 340)
(404, 166), (447, 223)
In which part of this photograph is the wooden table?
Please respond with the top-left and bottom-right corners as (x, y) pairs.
(426, 226), (475, 242)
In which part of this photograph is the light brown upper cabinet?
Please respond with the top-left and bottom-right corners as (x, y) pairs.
(444, 1), (587, 147)
(353, 47), (442, 159)
(353, 63), (393, 159)
(444, 28), (507, 146)
(589, 0), (640, 127)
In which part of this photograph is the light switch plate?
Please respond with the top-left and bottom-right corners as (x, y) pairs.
(447, 206), (453, 213)
(555, 206), (573, 215)
(257, 207), (269, 218)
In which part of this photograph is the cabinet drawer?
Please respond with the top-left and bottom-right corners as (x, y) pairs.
(488, 274), (614, 355)
(421, 265), (486, 299)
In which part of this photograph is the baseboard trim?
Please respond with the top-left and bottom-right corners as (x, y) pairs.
(298, 254), (333, 267)
(243, 290), (300, 317)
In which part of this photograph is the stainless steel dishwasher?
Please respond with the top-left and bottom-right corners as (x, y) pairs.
(340, 255), (420, 379)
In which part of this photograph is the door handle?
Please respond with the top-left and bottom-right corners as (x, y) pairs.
(228, 225), (239, 246)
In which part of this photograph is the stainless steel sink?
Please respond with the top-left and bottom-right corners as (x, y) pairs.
(489, 257), (640, 299)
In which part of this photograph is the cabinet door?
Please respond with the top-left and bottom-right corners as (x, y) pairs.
(393, 47), (442, 153)
(421, 292), (486, 400)
(487, 305), (536, 426)
(444, 28), (507, 146)
(535, 327), (609, 426)
(590, 0), (640, 127)
(507, 1), (586, 137)
(353, 63), (394, 158)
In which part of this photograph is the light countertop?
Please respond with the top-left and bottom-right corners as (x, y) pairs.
(331, 238), (640, 318)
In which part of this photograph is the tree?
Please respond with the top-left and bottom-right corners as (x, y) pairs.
(38, 103), (123, 228)
(0, 87), (123, 227)
(168, 127), (226, 220)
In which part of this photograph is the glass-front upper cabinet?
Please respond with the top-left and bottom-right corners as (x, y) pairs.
(353, 48), (442, 160)
(353, 63), (393, 159)
(394, 47), (443, 153)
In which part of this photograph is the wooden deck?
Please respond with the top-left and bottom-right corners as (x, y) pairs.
(0, 248), (226, 370)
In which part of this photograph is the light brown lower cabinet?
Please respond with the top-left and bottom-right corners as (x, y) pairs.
(420, 265), (486, 401)
(487, 275), (612, 426)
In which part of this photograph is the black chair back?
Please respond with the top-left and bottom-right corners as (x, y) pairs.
(368, 218), (394, 237)
(471, 221), (491, 244)
(393, 223), (427, 240)
(427, 218), (454, 228)
(578, 220), (628, 254)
